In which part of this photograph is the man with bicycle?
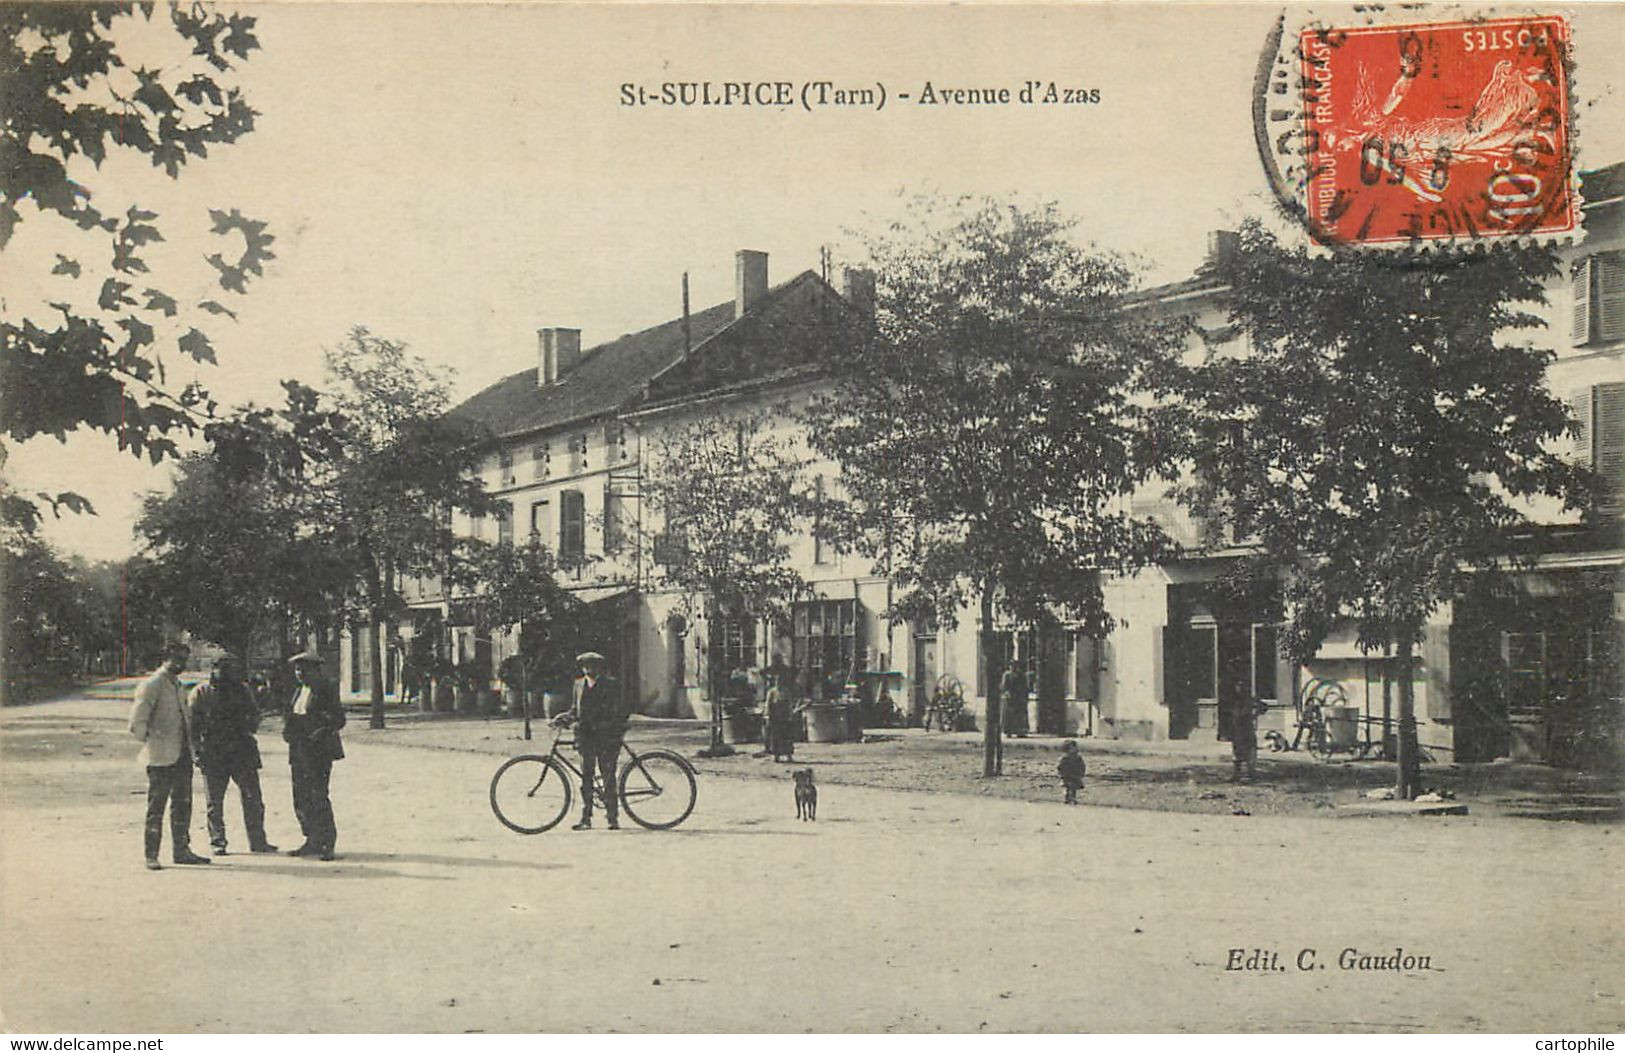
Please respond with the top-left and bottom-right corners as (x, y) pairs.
(558, 651), (627, 830)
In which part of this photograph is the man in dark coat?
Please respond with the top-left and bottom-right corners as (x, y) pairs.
(189, 653), (277, 855)
(282, 651), (345, 860)
(565, 651), (626, 830)
(1000, 664), (1030, 738)
(1229, 696), (1268, 783)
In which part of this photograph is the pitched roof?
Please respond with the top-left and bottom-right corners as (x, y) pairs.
(1580, 161), (1624, 205)
(449, 272), (823, 440)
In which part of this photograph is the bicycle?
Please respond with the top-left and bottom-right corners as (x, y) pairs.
(489, 718), (699, 833)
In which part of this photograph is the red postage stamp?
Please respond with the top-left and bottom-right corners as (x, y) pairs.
(1294, 15), (1575, 245)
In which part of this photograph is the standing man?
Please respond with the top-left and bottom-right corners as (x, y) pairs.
(283, 651), (345, 861)
(128, 643), (211, 870)
(1000, 662), (1030, 738)
(1229, 697), (1268, 783)
(564, 651), (626, 830)
(190, 654), (277, 856)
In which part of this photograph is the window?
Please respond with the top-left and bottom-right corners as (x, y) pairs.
(1185, 624), (1218, 702)
(1567, 382), (1625, 515)
(792, 599), (863, 696)
(571, 433), (589, 474)
(1251, 623), (1278, 702)
(532, 443), (550, 481)
(496, 505), (513, 547)
(709, 613), (757, 684)
(559, 489), (586, 559)
(1066, 630), (1099, 700)
(1504, 628), (1610, 717)
(605, 421), (629, 463)
(529, 499), (550, 544)
(469, 509), (485, 541)
(975, 628), (1036, 698)
(498, 450), (515, 486)
(1572, 252), (1625, 346)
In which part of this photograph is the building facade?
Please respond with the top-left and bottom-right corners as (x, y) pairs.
(352, 172), (1622, 766)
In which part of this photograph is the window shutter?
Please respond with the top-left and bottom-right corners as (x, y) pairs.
(1597, 252), (1625, 343)
(1594, 382), (1625, 517)
(1571, 256), (1592, 345)
(560, 490), (586, 557)
(1567, 387), (1593, 466)
(1422, 623), (1451, 722)
(529, 500), (551, 546)
(602, 481), (619, 551)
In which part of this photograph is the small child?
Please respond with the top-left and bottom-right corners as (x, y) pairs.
(1058, 739), (1085, 804)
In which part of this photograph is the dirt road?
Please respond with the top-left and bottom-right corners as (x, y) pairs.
(2, 698), (1621, 1033)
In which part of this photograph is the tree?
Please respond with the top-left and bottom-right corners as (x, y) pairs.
(457, 537), (583, 710)
(299, 327), (494, 729)
(134, 439), (345, 663)
(1177, 222), (1591, 798)
(2, 3), (274, 514)
(3, 531), (90, 700)
(635, 410), (812, 755)
(806, 195), (1184, 776)
(1, 532), (160, 700)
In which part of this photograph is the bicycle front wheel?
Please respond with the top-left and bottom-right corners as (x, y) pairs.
(619, 749), (698, 830)
(491, 754), (573, 834)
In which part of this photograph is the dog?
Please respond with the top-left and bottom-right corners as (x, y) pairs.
(1263, 729), (1291, 753)
(793, 768), (817, 821)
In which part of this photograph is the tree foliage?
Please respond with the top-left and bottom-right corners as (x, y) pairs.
(1, 2), (273, 511)
(295, 328), (494, 727)
(132, 328), (492, 722)
(638, 410), (813, 632)
(459, 539), (585, 692)
(456, 540), (579, 640)
(805, 195), (1184, 772)
(1176, 220), (1592, 794)
(2, 536), (162, 701)
(135, 442), (347, 662)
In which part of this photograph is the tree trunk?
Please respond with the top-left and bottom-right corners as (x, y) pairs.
(981, 584), (1003, 777)
(367, 559), (387, 730)
(1395, 633), (1421, 800)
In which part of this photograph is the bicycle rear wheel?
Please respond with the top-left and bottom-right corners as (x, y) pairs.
(619, 749), (698, 830)
(491, 754), (573, 834)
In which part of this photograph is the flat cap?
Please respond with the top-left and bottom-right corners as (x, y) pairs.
(288, 650), (322, 665)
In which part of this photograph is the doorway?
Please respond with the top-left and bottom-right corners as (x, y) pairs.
(912, 631), (937, 725)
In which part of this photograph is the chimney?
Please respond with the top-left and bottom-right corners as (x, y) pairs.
(1204, 229), (1240, 270)
(841, 266), (876, 318)
(735, 249), (768, 319)
(537, 327), (582, 387)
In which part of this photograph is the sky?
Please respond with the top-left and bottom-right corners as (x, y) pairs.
(7, 1), (1625, 561)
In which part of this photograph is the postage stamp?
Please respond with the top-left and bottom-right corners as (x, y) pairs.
(1256, 13), (1577, 246)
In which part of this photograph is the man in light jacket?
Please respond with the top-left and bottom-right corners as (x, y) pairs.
(129, 643), (212, 870)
